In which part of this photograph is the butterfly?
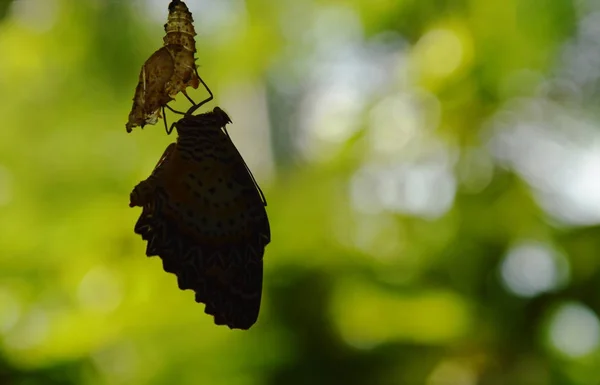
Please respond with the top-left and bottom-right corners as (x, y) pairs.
(129, 107), (271, 329)
(126, 0), (212, 133)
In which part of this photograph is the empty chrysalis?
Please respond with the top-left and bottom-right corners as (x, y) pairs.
(126, 0), (212, 133)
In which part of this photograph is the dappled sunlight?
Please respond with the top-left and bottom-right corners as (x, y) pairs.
(0, 164), (13, 207)
(77, 266), (122, 313)
(426, 359), (478, 385)
(413, 29), (464, 78)
(297, 7), (407, 162)
(500, 241), (569, 298)
(220, 81), (275, 181)
(456, 146), (494, 193)
(348, 213), (404, 261)
(368, 90), (441, 159)
(4, 308), (49, 352)
(10, 0), (59, 33)
(350, 148), (456, 219)
(92, 340), (139, 384)
(488, 100), (600, 225)
(331, 280), (471, 347)
(0, 0), (598, 384)
(547, 302), (600, 358)
(0, 288), (21, 335)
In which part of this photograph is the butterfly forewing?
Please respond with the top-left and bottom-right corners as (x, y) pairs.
(130, 107), (270, 329)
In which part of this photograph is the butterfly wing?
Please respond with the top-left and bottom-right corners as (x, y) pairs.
(130, 114), (270, 329)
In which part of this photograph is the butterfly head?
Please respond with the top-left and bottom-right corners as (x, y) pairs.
(212, 107), (232, 125)
(175, 107), (232, 136)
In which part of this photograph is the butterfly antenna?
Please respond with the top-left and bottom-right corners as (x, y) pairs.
(223, 127), (267, 207)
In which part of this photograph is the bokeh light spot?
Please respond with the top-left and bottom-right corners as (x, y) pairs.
(10, 0), (58, 33)
(0, 288), (21, 334)
(5, 308), (49, 351)
(427, 360), (477, 385)
(488, 100), (600, 226)
(500, 241), (569, 298)
(413, 29), (464, 78)
(548, 302), (600, 358)
(77, 266), (122, 313)
(92, 341), (139, 383)
(332, 281), (471, 347)
(350, 155), (456, 220)
(0, 165), (14, 207)
(368, 91), (440, 158)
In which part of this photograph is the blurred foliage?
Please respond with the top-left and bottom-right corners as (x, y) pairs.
(1, 0), (600, 384)
(0, 1), (14, 22)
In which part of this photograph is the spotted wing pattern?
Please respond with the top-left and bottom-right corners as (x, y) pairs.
(130, 107), (270, 329)
(126, 0), (200, 132)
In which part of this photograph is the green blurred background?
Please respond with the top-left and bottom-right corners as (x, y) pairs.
(1, 0), (600, 384)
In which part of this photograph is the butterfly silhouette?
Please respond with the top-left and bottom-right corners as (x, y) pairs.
(129, 107), (270, 329)
(126, 0), (212, 133)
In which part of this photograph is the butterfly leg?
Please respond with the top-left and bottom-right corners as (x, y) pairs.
(165, 104), (186, 115)
(162, 106), (169, 134)
(182, 90), (196, 106)
(163, 104), (187, 135)
(184, 66), (214, 116)
(167, 121), (177, 135)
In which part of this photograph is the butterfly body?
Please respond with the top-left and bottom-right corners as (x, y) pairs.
(130, 107), (270, 329)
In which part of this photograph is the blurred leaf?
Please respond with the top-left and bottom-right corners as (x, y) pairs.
(0, 1), (13, 22)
